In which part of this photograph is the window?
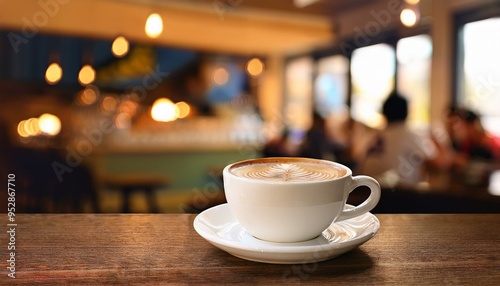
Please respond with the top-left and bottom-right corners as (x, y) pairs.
(396, 34), (432, 126)
(350, 43), (395, 128)
(349, 37), (432, 128)
(287, 34), (432, 131)
(458, 17), (500, 136)
(314, 55), (349, 118)
(284, 57), (314, 131)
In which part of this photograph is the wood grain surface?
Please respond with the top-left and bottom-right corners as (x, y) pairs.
(1, 214), (499, 285)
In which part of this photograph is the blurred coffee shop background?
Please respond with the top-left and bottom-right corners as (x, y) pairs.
(1, 0), (500, 213)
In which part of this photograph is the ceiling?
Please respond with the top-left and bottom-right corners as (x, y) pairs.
(0, 0), (360, 56)
(0, 0), (379, 98)
(123, 0), (374, 17)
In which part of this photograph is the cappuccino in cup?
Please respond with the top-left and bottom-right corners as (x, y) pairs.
(223, 157), (381, 243)
(229, 158), (347, 182)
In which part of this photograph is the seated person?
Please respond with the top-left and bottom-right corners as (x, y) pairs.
(447, 108), (500, 167)
(360, 92), (436, 187)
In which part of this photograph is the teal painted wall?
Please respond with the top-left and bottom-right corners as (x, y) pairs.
(91, 149), (261, 192)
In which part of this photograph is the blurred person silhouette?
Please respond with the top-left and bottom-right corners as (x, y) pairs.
(444, 106), (468, 151)
(444, 107), (500, 168)
(300, 112), (328, 159)
(263, 112), (339, 160)
(298, 111), (353, 162)
(360, 91), (437, 187)
(262, 127), (302, 157)
(262, 128), (290, 157)
(323, 107), (356, 168)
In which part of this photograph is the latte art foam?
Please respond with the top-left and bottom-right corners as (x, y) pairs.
(230, 162), (346, 182)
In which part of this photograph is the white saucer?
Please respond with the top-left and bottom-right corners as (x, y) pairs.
(193, 203), (380, 264)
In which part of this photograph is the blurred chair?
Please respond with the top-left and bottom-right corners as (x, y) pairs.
(101, 174), (168, 213)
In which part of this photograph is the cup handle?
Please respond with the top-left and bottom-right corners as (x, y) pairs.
(337, 175), (381, 221)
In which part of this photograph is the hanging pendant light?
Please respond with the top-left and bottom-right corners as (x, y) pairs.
(45, 62), (63, 85)
(145, 13), (163, 38)
(78, 65), (96, 86)
(246, 57), (264, 77)
(112, 36), (129, 57)
(400, 7), (419, 27)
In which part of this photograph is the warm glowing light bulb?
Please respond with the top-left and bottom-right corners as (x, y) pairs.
(405, 0), (420, 4)
(400, 8), (417, 27)
(212, 67), (229, 85)
(145, 13), (163, 38)
(112, 36), (129, 57)
(151, 98), (177, 122)
(38, 113), (61, 136)
(175, 101), (190, 119)
(246, 58), (264, 77)
(45, 63), (63, 84)
(78, 65), (96, 85)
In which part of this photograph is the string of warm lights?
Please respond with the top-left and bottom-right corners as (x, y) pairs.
(211, 57), (265, 86)
(151, 98), (190, 122)
(17, 113), (61, 137)
(43, 12), (163, 86)
(38, 10), (266, 137)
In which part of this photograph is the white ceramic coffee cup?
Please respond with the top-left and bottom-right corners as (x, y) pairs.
(223, 157), (381, 243)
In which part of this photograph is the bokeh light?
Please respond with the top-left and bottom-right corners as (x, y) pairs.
(26, 117), (41, 136)
(400, 8), (418, 27)
(111, 36), (130, 57)
(79, 86), (99, 105)
(151, 98), (177, 122)
(212, 67), (229, 85)
(17, 120), (29, 138)
(145, 13), (163, 38)
(38, 113), (61, 136)
(246, 58), (264, 77)
(45, 63), (63, 85)
(101, 95), (118, 113)
(119, 100), (138, 115)
(175, 101), (190, 119)
(17, 118), (42, 137)
(78, 65), (96, 85)
(17, 114), (61, 137)
(115, 113), (132, 129)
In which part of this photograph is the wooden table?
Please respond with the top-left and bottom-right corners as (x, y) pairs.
(3, 213), (499, 285)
